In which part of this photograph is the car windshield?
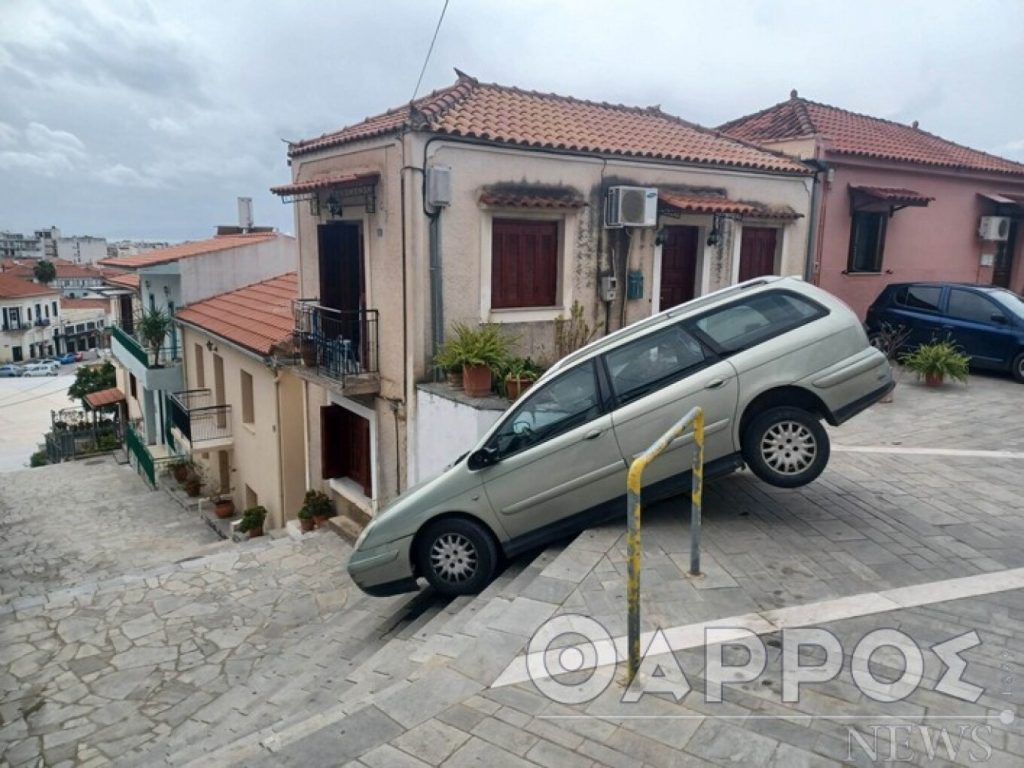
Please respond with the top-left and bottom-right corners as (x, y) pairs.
(990, 289), (1024, 317)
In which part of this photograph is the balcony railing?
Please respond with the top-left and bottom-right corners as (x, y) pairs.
(34, 317), (51, 327)
(112, 324), (180, 369)
(168, 389), (231, 444)
(292, 300), (379, 385)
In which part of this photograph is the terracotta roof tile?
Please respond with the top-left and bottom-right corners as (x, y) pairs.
(61, 298), (109, 310)
(850, 186), (934, 205)
(271, 172), (380, 196)
(479, 190), (586, 209)
(175, 273), (297, 357)
(0, 273), (58, 299)
(98, 232), (282, 269)
(720, 96), (1024, 176)
(103, 272), (140, 290)
(658, 190), (801, 220)
(84, 388), (125, 408)
(288, 73), (808, 175)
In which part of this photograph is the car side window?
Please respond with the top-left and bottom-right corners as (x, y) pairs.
(899, 286), (942, 312)
(947, 289), (1004, 325)
(605, 324), (706, 405)
(690, 291), (825, 354)
(488, 362), (601, 458)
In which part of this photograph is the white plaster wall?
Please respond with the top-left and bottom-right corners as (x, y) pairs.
(0, 290), (62, 362)
(180, 235), (296, 305)
(412, 389), (503, 484)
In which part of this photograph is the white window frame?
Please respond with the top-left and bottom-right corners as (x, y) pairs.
(651, 214), (712, 315)
(326, 393), (378, 516)
(730, 222), (786, 285)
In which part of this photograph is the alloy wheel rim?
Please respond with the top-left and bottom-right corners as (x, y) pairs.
(761, 420), (817, 475)
(429, 532), (478, 583)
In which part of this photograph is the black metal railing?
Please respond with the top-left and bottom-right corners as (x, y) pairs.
(292, 300), (379, 384)
(169, 389), (231, 444)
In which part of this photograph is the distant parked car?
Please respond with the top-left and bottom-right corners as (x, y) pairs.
(349, 276), (894, 597)
(866, 282), (1024, 382)
(56, 352), (77, 364)
(23, 362), (59, 377)
(0, 364), (23, 377)
(74, 351), (85, 362)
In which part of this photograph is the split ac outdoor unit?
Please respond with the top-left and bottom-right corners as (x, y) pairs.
(605, 186), (658, 228)
(978, 216), (1011, 241)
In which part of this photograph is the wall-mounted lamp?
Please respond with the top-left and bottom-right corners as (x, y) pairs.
(654, 228), (668, 247)
(325, 193), (343, 218)
(706, 214), (723, 247)
(205, 340), (218, 352)
(162, 285), (170, 296)
(144, 279), (151, 289)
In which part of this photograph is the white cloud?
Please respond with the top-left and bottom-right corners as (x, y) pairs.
(0, 122), (17, 148)
(24, 122), (86, 157)
(0, 150), (75, 176)
(146, 116), (190, 136)
(96, 163), (162, 188)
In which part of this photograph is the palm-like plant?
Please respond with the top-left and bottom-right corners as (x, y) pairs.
(137, 308), (171, 366)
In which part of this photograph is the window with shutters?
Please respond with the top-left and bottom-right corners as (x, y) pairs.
(491, 219), (559, 309)
(847, 212), (887, 273)
(320, 403), (372, 498)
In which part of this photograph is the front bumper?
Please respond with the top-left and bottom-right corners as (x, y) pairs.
(346, 534), (417, 596)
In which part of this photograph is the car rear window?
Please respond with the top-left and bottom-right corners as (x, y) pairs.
(690, 291), (826, 353)
(894, 285), (942, 312)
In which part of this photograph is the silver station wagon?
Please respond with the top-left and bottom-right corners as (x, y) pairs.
(350, 277), (893, 596)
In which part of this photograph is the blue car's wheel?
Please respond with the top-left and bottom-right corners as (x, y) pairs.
(1013, 351), (1024, 384)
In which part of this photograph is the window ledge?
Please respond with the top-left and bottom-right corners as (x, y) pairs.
(842, 271), (884, 277)
(241, 423), (256, 436)
(329, 477), (376, 517)
(485, 306), (566, 324)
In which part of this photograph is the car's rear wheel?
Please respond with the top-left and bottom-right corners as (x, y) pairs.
(415, 517), (498, 596)
(1012, 351), (1024, 383)
(742, 407), (829, 488)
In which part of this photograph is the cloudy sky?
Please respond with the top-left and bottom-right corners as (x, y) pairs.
(2, 0), (1022, 242)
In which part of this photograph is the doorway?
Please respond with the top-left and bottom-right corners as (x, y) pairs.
(993, 221), (1017, 289)
(659, 225), (699, 310)
(738, 227), (779, 281)
(317, 222), (366, 366)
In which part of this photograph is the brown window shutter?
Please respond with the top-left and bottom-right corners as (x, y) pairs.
(320, 404), (344, 479)
(354, 414), (372, 497)
(492, 219), (558, 308)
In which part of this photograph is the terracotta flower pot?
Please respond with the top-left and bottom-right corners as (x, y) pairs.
(462, 364), (492, 398)
(184, 479), (201, 497)
(924, 372), (944, 387)
(504, 376), (535, 402)
(446, 369), (464, 389)
(172, 465), (189, 483)
(300, 517), (315, 533)
(214, 499), (234, 519)
(247, 526), (263, 539)
(313, 514), (331, 529)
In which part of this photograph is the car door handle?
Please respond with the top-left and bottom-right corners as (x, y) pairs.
(583, 429), (603, 440)
(940, 324), (953, 330)
(704, 378), (726, 390)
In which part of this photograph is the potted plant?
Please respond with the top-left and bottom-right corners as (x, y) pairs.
(302, 489), (334, 529)
(211, 492), (235, 519)
(433, 337), (466, 389)
(503, 357), (543, 402)
(869, 322), (911, 402)
(901, 338), (970, 387)
(183, 473), (202, 497)
(170, 459), (191, 483)
(297, 506), (315, 533)
(447, 322), (513, 398)
(136, 307), (172, 367)
(238, 505), (267, 538)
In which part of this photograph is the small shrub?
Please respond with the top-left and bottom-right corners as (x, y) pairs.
(30, 450), (48, 467)
(901, 338), (970, 383)
(238, 505), (267, 533)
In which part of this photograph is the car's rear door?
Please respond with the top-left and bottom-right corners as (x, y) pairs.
(478, 360), (626, 543)
(890, 285), (947, 346)
(943, 288), (1016, 367)
(605, 322), (738, 489)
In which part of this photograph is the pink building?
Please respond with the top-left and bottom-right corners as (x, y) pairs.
(721, 93), (1024, 317)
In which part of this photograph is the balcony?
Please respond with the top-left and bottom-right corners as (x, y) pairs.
(168, 389), (232, 452)
(34, 317), (51, 327)
(291, 300), (380, 395)
(110, 324), (183, 392)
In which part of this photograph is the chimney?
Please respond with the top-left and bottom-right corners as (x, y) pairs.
(237, 197), (254, 231)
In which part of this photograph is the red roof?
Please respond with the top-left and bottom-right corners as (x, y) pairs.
(720, 95), (1024, 176)
(84, 388), (125, 409)
(479, 190), (586, 209)
(0, 273), (58, 299)
(849, 186), (934, 206)
(103, 272), (140, 290)
(61, 297), (109, 310)
(175, 273), (297, 356)
(271, 172), (380, 197)
(98, 233), (281, 269)
(658, 190), (801, 220)
(288, 72), (808, 175)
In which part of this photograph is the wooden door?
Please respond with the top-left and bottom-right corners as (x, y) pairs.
(739, 227), (778, 281)
(660, 226), (699, 309)
(993, 222), (1017, 289)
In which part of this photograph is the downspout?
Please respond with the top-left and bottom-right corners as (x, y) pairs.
(272, 366), (285, 530)
(422, 135), (445, 378)
(802, 159), (827, 283)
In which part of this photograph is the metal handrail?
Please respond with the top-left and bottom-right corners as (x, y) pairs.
(626, 406), (705, 682)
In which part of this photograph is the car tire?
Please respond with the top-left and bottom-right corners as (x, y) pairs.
(742, 406), (830, 488)
(1012, 351), (1024, 384)
(415, 517), (498, 596)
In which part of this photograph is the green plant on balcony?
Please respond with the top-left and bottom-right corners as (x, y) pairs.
(137, 307), (172, 367)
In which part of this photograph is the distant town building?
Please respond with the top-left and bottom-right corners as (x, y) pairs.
(0, 273), (61, 362)
(57, 235), (109, 264)
(0, 231), (43, 260)
(34, 227), (60, 259)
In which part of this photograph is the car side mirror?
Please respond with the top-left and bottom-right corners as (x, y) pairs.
(467, 447), (498, 471)
(991, 313), (1008, 325)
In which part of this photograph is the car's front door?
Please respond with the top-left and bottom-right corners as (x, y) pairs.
(477, 361), (626, 542)
(605, 322), (739, 489)
(944, 288), (1016, 367)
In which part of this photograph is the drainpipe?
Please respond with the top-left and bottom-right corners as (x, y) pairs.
(428, 212), (443, 379)
(272, 366), (285, 531)
(802, 159), (828, 284)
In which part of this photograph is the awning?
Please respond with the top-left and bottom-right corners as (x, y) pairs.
(271, 171), (379, 213)
(850, 185), (933, 212)
(479, 189), (586, 209)
(84, 388), (126, 409)
(270, 172), (379, 197)
(979, 192), (1018, 205)
(658, 190), (802, 220)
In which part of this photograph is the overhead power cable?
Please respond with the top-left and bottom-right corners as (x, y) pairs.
(411, 0), (451, 103)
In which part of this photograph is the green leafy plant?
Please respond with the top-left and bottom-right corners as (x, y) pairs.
(137, 307), (172, 366)
(301, 489), (334, 519)
(30, 450), (48, 467)
(900, 338), (970, 383)
(238, 505), (268, 533)
(67, 361), (116, 408)
(433, 336), (466, 373)
(554, 301), (600, 359)
(448, 322), (514, 370)
(870, 322), (912, 363)
(33, 260), (56, 284)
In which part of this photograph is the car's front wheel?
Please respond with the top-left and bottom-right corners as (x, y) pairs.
(415, 517), (498, 596)
(1012, 351), (1024, 384)
(742, 407), (830, 488)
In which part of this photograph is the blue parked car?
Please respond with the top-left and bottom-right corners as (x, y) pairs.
(56, 352), (77, 365)
(865, 282), (1024, 382)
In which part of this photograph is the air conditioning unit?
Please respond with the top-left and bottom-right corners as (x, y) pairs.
(978, 216), (1011, 241)
(605, 186), (658, 228)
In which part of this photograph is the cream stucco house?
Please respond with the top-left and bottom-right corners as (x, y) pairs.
(0, 273), (61, 363)
(271, 71), (814, 531)
(173, 273), (306, 531)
